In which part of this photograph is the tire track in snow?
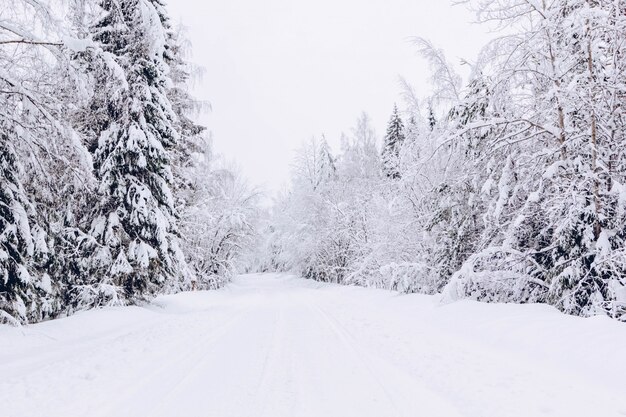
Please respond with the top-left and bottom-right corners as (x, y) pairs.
(92, 305), (254, 417)
(0, 316), (168, 379)
(254, 303), (300, 417)
(254, 305), (283, 415)
(309, 300), (465, 417)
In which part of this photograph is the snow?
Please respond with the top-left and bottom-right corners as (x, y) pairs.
(40, 273), (52, 294)
(527, 190), (541, 203)
(12, 200), (33, 257)
(139, 0), (168, 61)
(493, 156), (513, 220)
(1, 273), (626, 417)
(597, 230), (612, 256)
(129, 240), (157, 268)
(543, 160), (566, 179)
(110, 252), (133, 275)
(61, 36), (95, 53)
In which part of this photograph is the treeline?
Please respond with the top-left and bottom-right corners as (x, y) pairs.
(255, 0), (626, 321)
(0, 0), (257, 325)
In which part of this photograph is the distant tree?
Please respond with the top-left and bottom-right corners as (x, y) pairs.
(179, 145), (259, 289)
(427, 106), (437, 131)
(381, 105), (405, 179)
(293, 135), (337, 191)
(341, 112), (380, 180)
(318, 135), (337, 185)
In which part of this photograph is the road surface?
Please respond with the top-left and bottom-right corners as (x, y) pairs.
(1, 274), (626, 417)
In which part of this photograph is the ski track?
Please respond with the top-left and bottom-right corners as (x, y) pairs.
(1, 273), (626, 417)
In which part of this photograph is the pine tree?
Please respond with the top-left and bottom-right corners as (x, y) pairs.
(86, 0), (183, 300)
(0, 127), (52, 324)
(381, 105), (405, 179)
(427, 106), (437, 131)
(0, 0), (89, 323)
(318, 135), (337, 186)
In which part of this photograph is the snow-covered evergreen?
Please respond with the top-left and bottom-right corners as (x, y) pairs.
(85, 0), (183, 300)
(381, 105), (405, 179)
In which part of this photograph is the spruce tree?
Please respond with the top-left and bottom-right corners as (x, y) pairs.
(87, 0), (183, 300)
(381, 105), (405, 179)
(318, 135), (337, 186)
(427, 106), (437, 131)
(0, 127), (52, 324)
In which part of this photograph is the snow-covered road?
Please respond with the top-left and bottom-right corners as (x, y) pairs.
(2, 273), (626, 417)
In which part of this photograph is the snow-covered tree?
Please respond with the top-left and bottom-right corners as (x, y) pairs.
(0, 0), (86, 323)
(179, 144), (260, 289)
(0, 126), (52, 324)
(82, 0), (185, 301)
(442, 0), (626, 320)
(292, 135), (337, 192)
(381, 105), (405, 179)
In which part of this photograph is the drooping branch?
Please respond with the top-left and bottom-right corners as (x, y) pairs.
(0, 39), (63, 46)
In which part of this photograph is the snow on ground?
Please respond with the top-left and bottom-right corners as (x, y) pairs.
(1, 273), (626, 417)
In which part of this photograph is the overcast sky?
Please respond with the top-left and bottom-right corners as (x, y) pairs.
(166, 0), (492, 192)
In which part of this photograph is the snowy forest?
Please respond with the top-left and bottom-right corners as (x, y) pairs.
(2, 0), (626, 326)
(249, 0), (626, 321)
(0, 0), (259, 324)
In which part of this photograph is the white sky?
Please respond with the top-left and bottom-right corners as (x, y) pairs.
(166, 0), (493, 192)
